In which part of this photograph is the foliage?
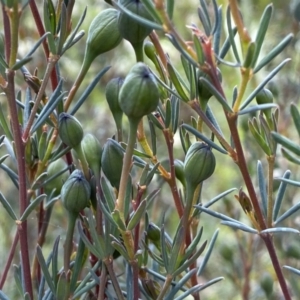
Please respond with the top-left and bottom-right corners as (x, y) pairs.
(0, 0), (300, 299)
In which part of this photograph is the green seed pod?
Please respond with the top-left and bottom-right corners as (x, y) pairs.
(118, 0), (153, 46)
(105, 77), (124, 130)
(85, 8), (122, 62)
(219, 244), (234, 262)
(174, 159), (186, 187)
(144, 41), (156, 61)
(260, 272), (274, 298)
(61, 169), (91, 214)
(58, 113), (83, 148)
(119, 62), (159, 121)
(44, 158), (69, 196)
(256, 88), (273, 105)
(101, 138), (124, 189)
(82, 134), (102, 178)
(146, 222), (161, 242)
(184, 142), (216, 187)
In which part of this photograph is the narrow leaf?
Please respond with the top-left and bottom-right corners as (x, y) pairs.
(241, 59), (290, 110)
(36, 246), (56, 295)
(0, 192), (18, 220)
(260, 227), (300, 235)
(127, 200), (147, 230)
(273, 170), (291, 221)
(20, 194), (46, 221)
(221, 221), (258, 233)
(199, 77), (232, 112)
(272, 132), (300, 156)
(257, 161), (267, 216)
(226, 6), (240, 63)
(182, 124), (228, 154)
(197, 229), (219, 276)
(274, 202), (300, 225)
(238, 103), (277, 115)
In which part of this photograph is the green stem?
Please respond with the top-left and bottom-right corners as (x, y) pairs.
(64, 57), (92, 112)
(157, 274), (173, 300)
(73, 143), (90, 180)
(64, 212), (77, 273)
(116, 119), (139, 219)
(133, 41), (144, 62)
(267, 155), (275, 227)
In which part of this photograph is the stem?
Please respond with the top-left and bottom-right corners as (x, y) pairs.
(103, 257), (125, 300)
(64, 212), (77, 273)
(64, 57), (92, 112)
(267, 155), (275, 228)
(228, 0), (252, 46)
(73, 143), (90, 180)
(261, 234), (291, 300)
(98, 263), (107, 300)
(7, 1), (20, 67)
(133, 41), (144, 62)
(232, 68), (252, 112)
(116, 119), (139, 218)
(3, 69), (33, 299)
(227, 113), (266, 230)
(157, 274), (173, 300)
(22, 56), (59, 142)
(2, 4), (11, 63)
(29, 0), (59, 90)
(149, 31), (167, 70)
(0, 232), (19, 289)
(162, 129), (184, 218)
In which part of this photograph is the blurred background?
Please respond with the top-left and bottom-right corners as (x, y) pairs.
(1, 0), (300, 299)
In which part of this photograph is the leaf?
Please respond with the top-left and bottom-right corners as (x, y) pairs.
(36, 246), (56, 295)
(221, 221), (258, 233)
(290, 103), (300, 137)
(272, 132), (300, 156)
(174, 277), (223, 300)
(226, 6), (240, 63)
(254, 34), (293, 73)
(257, 161), (267, 216)
(283, 266), (300, 277)
(182, 124), (227, 154)
(127, 200), (147, 230)
(197, 229), (219, 276)
(260, 227), (300, 235)
(273, 170), (291, 221)
(0, 192), (18, 220)
(274, 202), (300, 226)
(252, 4), (273, 67)
(238, 103), (277, 115)
(241, 59), (290, 109)
(20, 194), (46, 222)
(199, 77), (233, 112)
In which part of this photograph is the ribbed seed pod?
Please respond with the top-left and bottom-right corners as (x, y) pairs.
(118, 0), (153, 45)
(85, 8), (122, 62)
(61, 169), (91, 214)
(81, 133), (102, 177)
(184, 142), (216, 187)
(58, 113), (83, 148)
(101, 138), (124, 189)
(105, 77), (124, 130)
(119, 62), (159, 121)
(44, 158), (69, 196)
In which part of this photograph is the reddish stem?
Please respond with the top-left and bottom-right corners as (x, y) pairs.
(0, 232), (19, 289)
(6, 69), (33, 299)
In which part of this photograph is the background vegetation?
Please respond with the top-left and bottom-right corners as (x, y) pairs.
(1, 0), (300, 299)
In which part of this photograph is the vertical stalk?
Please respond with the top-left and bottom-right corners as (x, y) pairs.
(267, 155), (275, 227)
(4, 70), (33, 299)
(116, 119), (139, 218)
(64, 212), (77, 273)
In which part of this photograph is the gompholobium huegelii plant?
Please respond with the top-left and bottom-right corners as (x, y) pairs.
(0, 0), (300, 299)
